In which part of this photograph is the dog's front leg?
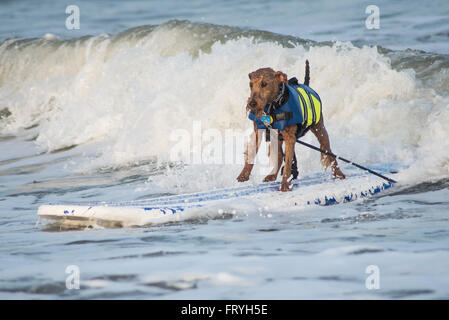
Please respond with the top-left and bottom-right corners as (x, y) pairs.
(237, 123), (262, 182)
(279, 125), (297, 191)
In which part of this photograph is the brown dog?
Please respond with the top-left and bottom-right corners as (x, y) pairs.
(237, 61), (345, 191)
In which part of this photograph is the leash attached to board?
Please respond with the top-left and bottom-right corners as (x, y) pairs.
(296, 139), (397, 184)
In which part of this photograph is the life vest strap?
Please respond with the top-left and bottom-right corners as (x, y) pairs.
(272, 112), (293, 122)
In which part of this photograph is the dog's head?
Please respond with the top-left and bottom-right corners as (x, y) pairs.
(246, 68), (287, 118)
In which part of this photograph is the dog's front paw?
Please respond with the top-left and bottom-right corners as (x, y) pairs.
(279, 181), (292, 192)
(263, 174), (277, 182)
(237, 172), (250, 182)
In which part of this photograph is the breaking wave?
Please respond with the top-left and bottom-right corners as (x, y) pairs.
(1, 20), (448, 184)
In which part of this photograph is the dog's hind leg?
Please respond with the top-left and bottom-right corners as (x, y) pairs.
(280, 149), (299, 180)
(310, 118), (345, 179)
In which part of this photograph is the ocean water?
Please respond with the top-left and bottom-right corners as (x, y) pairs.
(1, 0), (449, 299)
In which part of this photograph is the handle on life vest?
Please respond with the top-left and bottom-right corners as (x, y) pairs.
(296, 139), (397, 184)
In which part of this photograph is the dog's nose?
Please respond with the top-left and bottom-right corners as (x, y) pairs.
(249, 99), (257, 107)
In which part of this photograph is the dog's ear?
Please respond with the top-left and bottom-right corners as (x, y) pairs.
(275, 71), (288, 83)
(248, 72), (255, 80)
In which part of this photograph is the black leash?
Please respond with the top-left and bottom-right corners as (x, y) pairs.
(296, 139), (397, 184)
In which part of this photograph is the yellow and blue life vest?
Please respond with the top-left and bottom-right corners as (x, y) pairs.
(248, 83), (322, 131)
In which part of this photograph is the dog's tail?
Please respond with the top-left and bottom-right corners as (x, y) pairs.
(304, 60), (310, 86)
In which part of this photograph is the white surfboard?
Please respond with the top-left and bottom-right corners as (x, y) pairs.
(37, 168), (395, 228)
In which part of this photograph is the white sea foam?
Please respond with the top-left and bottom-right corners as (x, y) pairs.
(1, 22), (448, 189)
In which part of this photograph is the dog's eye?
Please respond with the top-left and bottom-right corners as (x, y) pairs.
(250, 83), (253, 88)
(261, 81), (267, 87)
